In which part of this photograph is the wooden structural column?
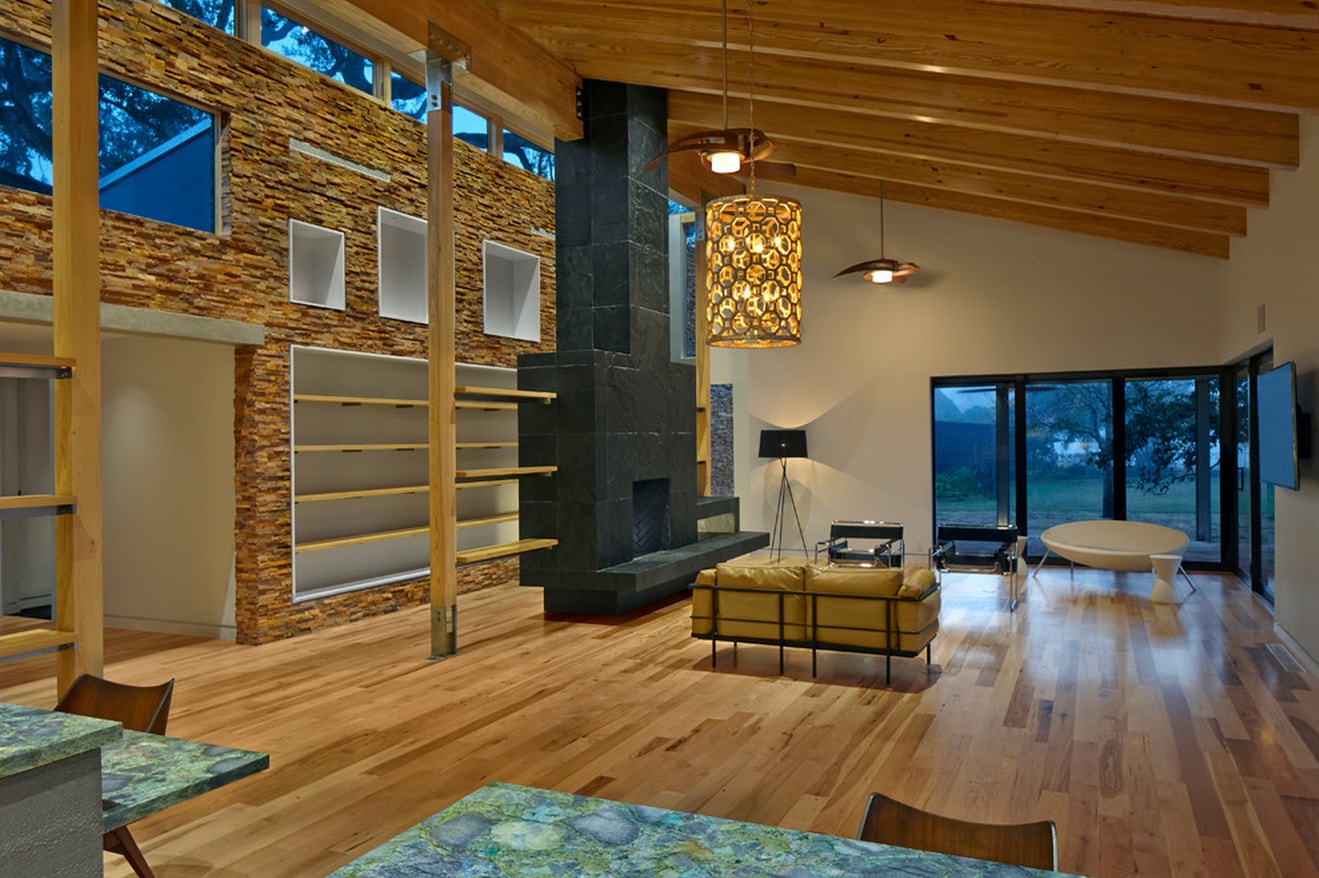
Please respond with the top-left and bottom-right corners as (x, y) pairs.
(50, 0), (104, 690)
(426, 26), (467, 658)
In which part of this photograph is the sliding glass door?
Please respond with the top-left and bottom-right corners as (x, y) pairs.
(932, 367), (1228, 566)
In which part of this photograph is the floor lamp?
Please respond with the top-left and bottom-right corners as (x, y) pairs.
(759, 429), (809, 561)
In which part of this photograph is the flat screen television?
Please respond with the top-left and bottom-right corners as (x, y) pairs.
(1258, 361), (1300, 490)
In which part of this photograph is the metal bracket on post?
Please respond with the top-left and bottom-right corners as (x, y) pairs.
(426, 23), (471, 95)
(430, 604), (458, 661)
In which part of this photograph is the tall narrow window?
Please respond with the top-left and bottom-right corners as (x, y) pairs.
(261, 7), (373, 95)
(932, 383), (1015, 529)
(390, 71), (426, 121)
(1124, 377), (1220, 561)
(453, 105), (489, 149)
(155, 0), (235, 34)
(502, 128), (554, 180)
(1025, 380), (1112, 533)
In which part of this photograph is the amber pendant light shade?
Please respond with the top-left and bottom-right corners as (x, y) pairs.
(705, 193), (803, 348)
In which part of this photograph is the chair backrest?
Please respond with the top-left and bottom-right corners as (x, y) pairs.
(832, 520), (903, 542)
(55, 674), (175, 735)
(935, 524), (1018, 545)
(857, 792), (1057, 871)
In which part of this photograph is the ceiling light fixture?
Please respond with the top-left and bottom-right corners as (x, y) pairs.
(705, 1), (803, 348)
(835, 182), (921, 285)
(645, 0), (775, 175)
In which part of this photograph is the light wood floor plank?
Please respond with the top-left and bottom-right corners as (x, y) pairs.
(1, 567), (1317, 877)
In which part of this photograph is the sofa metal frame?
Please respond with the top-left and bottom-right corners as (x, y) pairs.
(689, 581), (938, 683)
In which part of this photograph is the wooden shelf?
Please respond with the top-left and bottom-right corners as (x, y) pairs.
(0, 353), (75, 379)
(0, 628), (78, 660)
(295, 444), (427, 453)
(456, 512), (519, 529)
(296, 485), (428, 503)
(456, 441), (518, 450)
(455, 538), (558, 565)
(456, 478), (519, 490)
(296, 525), (429, 553)
(455, 400), (518, 411)
(0, 494), (76, 516)
(294, 393), (427, 407)
(456, 466), (557, 479)
(455, 385), (556, 403)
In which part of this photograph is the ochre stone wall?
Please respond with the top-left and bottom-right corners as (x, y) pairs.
(0, 0), (555, 642)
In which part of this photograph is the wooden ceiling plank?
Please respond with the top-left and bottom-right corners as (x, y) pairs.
(977, 0), (1319, 32)
(769, 141), (1247, 235)
(339, 0), (583, 140)
(544, 39), (1299, 167)
(803, 172), (1232, 258)
(495, 0), (1319, 111)
(667, 93), (1271, 207)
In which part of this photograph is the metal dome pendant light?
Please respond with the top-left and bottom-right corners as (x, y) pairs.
(705, 1), (803, 348)
(834, 181), (920, 284)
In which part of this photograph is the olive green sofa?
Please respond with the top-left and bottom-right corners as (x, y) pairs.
(690, 562), (940, 683)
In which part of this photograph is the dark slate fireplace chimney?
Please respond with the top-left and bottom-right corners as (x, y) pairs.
(518, 80), (767, 614)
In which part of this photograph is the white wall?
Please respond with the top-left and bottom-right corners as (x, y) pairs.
(102, 335), (237, 638)
(1220, 115), (1319, 665)
(713, 183), (1223, 559)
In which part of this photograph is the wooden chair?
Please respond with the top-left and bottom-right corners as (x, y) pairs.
(55, 674), (176, 878)
(856, 792), (1058, 871)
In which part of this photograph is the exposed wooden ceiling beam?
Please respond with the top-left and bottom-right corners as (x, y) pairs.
(534, 36), (1299, 167)
(493, 0), (1319, 111)
(667, 93), (1272, 207)
(333, 0), (583, 140)
(822, 173), (1234, 259)
(977, 0), (1319, 31)
(736, 139), (1248, 235)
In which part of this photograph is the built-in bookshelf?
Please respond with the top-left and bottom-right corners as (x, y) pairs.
(289, 346), (556, 601)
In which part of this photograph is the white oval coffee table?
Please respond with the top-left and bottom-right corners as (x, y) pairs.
(1036, 520), (1195, 602)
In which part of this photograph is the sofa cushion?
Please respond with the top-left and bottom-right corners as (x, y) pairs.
(805, 565), (939, 653)
(899, 567), (937, 598)
(691, 563), (808, 641)
(805, 565), (903, 597)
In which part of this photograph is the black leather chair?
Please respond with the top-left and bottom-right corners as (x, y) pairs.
(815, 520), (904, 567)
(929, 524), (1026, 610)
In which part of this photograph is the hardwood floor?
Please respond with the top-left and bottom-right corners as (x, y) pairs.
(2, 567), (1316, 877)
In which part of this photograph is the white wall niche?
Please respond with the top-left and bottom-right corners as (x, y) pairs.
(288, 219), (346, 310)
(482, 240), (541, 342)
(377, 207), (428, 324)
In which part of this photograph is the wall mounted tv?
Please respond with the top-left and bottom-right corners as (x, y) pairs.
(1257, 361), (1309, 491)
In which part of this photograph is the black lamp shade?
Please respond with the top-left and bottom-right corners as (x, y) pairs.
(759, 429), (808, 459)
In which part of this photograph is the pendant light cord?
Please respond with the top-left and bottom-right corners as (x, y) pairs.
(747, 0), (757, 194)
(720, 0), (729, 131)
(879, 179), (886, 258)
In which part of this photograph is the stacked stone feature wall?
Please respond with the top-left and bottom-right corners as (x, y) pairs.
(0, 0), (556, 642)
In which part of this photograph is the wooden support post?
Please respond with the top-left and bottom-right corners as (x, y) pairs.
(695, 210), (712, 497)
(426, 30), (462, 658)
(50, 0), (104, 691)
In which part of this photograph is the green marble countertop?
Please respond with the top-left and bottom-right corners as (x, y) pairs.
(100, 728), (269, 831)
(330, 781), (1080, 877)
(0, 701), (122, 779)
